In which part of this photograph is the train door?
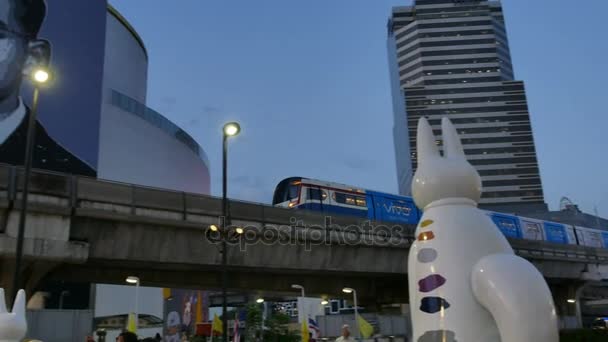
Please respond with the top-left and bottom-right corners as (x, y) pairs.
(305, 186), (327, 212)
(575, 226), (603, 248)
(519, 218), (545, 241)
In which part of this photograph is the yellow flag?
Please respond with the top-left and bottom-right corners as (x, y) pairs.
(301, 319), (310, 342)
(212, 313), (223, 333)
(357, 314), (373, 339)
(126, 312), (137, 333)
(196, 292), (203, 323)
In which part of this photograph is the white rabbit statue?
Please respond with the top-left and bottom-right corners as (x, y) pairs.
(407, 117), (558, 342)
(0, 288), (27, 342)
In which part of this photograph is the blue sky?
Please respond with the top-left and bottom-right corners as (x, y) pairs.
(111, 0), (608, 216)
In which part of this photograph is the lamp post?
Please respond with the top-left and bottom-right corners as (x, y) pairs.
(126, 276), (140, 332)
(291, 284), (305, 298)
(59, 290), (70, 310)
(11, 68), (50, 300)
(343, 287), (359, 340)
(222, 122), (241, 342)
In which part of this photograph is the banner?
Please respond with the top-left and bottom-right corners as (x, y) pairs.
(297, 297), (324, 341)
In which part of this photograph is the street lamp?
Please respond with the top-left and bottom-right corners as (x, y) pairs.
(342, 287), (360, 340)
(221, 121), (241, 342)
(126, 276), (140, 332)
(256, 298), (265, 304)
(11, 67), (50, 300)
(59, 290), (70, 310)
(291, 284), (305, 297)
(321, 300), (329, 305)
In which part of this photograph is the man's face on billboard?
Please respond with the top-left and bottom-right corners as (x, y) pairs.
(0, 1), (28, 99)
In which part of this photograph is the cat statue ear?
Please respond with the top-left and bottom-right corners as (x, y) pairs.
(0, 288), (27, 342)
(412, 117), (482, 209)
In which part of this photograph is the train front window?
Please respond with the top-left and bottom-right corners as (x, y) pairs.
(287, 183), (299, 200)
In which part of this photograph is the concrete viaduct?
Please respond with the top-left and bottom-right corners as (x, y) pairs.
(0, 164), (607, 325)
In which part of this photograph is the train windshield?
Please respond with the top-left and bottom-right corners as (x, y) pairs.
(272, 177), (302, 205)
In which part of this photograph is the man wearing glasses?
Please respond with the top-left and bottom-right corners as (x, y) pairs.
(0, 0), (95, 176)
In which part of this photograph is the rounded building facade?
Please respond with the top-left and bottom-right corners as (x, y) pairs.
(98, 5), (210, 194)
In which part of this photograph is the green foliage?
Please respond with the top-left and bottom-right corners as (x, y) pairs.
(560, 329), (608, 342)
(246, 303), (264, 341)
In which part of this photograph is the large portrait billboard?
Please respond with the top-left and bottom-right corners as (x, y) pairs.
(0, 0), (106, 177)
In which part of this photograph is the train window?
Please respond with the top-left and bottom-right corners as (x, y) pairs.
(287, 183), (299, 200)
(334, 192), (366, 207)
(308, 188), (327, 201)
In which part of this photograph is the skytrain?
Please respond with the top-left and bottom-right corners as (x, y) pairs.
(272, 177), (608, 249)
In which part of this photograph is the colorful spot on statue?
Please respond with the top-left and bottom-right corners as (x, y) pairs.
(418, 274), (446, 292)
(417, 330), (457, 342)
(417, 248), (438, 263)
(420, 297), (450, 314)
(417, 231), (435, 241)
(420, 219), (434, 228)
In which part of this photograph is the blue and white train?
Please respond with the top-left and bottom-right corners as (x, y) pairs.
(272, 177), (608, 249)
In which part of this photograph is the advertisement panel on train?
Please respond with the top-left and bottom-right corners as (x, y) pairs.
(369, 191), (419, 224)
(487, 212), (521, 239)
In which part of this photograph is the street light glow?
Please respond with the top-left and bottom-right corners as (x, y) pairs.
(235, 227), (244, 234)
(210, 224), (219, 232)
(567, 299), (576, 303)
(126, 276), (140, 284)
(33, 69), (49, 84)
(321, 300), (329, 305)
(342, 287), (354, 294)
(223, 122), (241, 137)
(256, 298), (264, 303)
(291, 284), (304, 290)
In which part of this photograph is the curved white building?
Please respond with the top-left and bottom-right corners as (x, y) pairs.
(27, 3), (211, 341)
(98, 5), (210, 194)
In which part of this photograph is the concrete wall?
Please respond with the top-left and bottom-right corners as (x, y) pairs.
(317, 313), (411, 338)
(26, 310), (93, 342)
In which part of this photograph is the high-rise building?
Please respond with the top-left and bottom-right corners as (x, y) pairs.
(387, 0), (547, 212)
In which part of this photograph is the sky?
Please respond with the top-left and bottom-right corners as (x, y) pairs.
(111, 0), (608, 217)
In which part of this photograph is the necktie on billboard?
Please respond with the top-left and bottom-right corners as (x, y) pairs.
(212, 313), (223, 334)
(357, 314), (373, 339)
(233, 316), (240, 342)
(126, 312), (137, 333)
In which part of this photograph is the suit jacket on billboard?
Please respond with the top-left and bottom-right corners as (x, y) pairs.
(0, 107), (96, 177)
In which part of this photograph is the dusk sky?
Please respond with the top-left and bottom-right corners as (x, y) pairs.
(112, 0), (608, 216)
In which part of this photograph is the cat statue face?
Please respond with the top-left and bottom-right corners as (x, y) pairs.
(0, 289), (27, 342)
(412, 117), (482, 209)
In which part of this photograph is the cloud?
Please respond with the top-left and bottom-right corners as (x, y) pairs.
(341, 156), (377, 171)
(161, 96), (177, 106)
(203, 105), (223, 117)
(212, 175), (272, 204)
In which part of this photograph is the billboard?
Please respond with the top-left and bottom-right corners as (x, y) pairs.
(0, 0), (106, 177)
(163, 289), (210, 341)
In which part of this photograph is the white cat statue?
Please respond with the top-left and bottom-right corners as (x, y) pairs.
(408, 117), (559, 342)
(0, 288), (27, 342)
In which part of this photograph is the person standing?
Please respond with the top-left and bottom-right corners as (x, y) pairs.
(335, 324), (355, 342)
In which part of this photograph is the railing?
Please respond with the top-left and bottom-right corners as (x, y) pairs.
(2, 163), (608, 263)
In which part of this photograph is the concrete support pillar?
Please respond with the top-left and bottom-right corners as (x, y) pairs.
(550, 281), (587, 329)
